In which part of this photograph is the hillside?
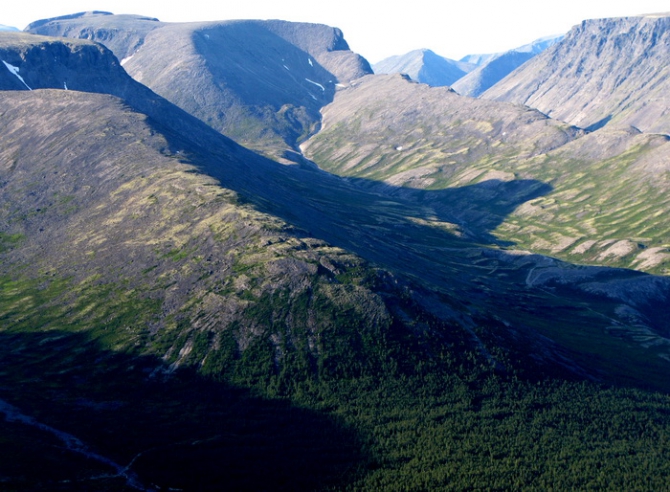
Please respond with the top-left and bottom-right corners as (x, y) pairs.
(27, 13), (373, 160)
(3, 19), (670, 491)
(373, 49), (473, 87)
(302, 73), (670, 274)
(4, 84), (670, 490)
(482, 14), (670, 133)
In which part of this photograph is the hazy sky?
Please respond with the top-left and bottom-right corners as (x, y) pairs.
(3, 1), (670, 62)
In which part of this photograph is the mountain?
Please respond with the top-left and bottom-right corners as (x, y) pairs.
(3, 18), (670, 491)
(302, 73), (670, 274)
(460, 52), (497, 66)
(25, 11), (162, 57)
(453, 34), (564, 97)
(372, 49), (474, 87)
(27, 12), (373, 160)
(0, 25), (18, 32)
(482, 14), (670, 133)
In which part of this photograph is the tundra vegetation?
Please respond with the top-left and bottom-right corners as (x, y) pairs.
(2, 13), (670, 490)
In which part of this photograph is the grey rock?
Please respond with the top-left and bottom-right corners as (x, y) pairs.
(482, 14), (670, 133)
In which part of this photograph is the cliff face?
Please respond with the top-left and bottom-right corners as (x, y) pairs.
(0, 32), (131, 92)
(483, 14), (670, 133)
(26, 12), (164, 61)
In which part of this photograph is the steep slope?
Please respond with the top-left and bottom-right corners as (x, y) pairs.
(483, 14), (670, 133)
(4, 33), (670, 489)
(373, 49), (473, 87)
(27, 13), (373, 159)
(0, 30), (220, 144)
(452, 51), (536, 97)
(302, 73), (670, 273)
(453, 35), (563, 97)
(0, 31), (136, 92)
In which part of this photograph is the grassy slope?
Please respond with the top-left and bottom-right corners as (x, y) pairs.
(303, 75), (670, 274)
(2, 87), (670, 489)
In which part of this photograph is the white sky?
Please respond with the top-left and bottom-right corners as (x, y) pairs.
(2, 1), (670, 62)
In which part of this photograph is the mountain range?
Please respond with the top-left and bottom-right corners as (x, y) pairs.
(373, 34), (563, 97)
(2, 10), (670, 490)
(27, 11), (371, 160)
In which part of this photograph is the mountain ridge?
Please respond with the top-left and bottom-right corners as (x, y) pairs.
(27, 13), (372, 159)
(482, 15), (670, 133)
(3, 15), (670, 490)
(452, 34), (564, 97)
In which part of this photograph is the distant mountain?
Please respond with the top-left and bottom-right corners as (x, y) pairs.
(459, 52), (497, 66)
(28, 13), (372, 159)
(453, 34), (563, 97)
(372, 49), (474, 87)
(0, 25), (18, 32)
(482, 14), (670, 133)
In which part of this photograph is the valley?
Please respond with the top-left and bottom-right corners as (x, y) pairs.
(1, 10), (670, 490)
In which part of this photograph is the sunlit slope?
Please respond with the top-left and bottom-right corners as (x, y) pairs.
(303, 74), (670, 273)
(483, 14), (670, 134)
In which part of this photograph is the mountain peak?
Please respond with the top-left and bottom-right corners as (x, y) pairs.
(373, 49), (471, 87)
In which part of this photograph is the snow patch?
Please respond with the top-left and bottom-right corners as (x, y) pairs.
(308, 58), (313, 67)
(2, 61), (31, 90)
(63, 81), (68, 90)
(283, 65), (290, 70)
(305, 78), (325, 91)
(121, 54), (134, 66)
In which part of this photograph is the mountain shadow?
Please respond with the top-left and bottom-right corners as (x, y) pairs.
(131, 108), (670, 393)
(4, 88), (670, 395)
(343, 176), (553, 245)
(0, 330), (365, 491)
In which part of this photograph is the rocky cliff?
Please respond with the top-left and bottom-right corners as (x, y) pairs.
(483, 14), (670, 133)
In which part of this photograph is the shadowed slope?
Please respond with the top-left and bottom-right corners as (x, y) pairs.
(303, 73), (670, 273)
(0, 329), (364, 491)
(27, 13), (372, 159)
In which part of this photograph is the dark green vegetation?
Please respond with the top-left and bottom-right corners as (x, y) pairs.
(3, 18), (670, 490)
(3, 276), (670, 490)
